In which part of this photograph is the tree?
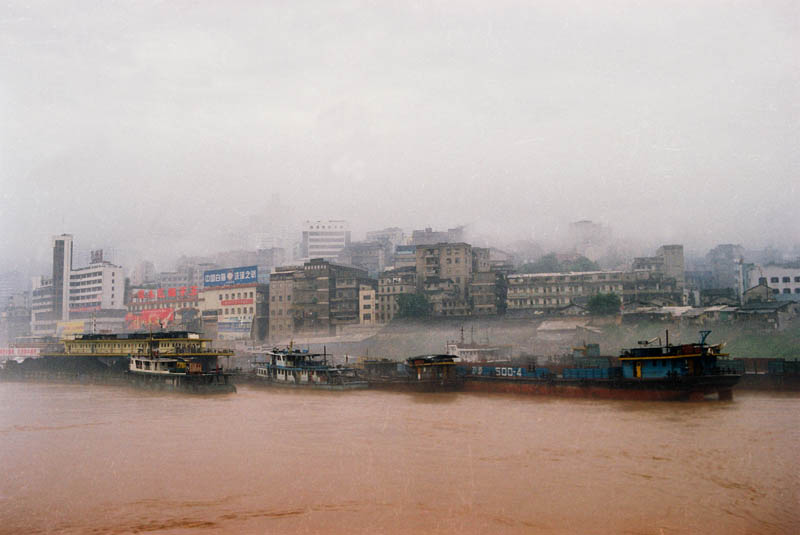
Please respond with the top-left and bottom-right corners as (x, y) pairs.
(519, 253), (600, 274)
(587, 293), (621, 316)
(519, 253), (561, 274)
(396, 293), (431, 318)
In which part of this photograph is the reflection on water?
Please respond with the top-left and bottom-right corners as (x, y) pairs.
(0, 384), (797, 534)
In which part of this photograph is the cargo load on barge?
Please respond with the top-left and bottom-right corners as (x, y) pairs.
(459, 331), (740, 401)
(361, 355), (464, 392)
(1, 331), (236, 395)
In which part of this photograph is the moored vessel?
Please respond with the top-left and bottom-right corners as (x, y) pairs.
(361, 354), (464, 392)
(251, 347), (368, 390)
(460, 331), (740, 401)
(1, 331), (236, 394)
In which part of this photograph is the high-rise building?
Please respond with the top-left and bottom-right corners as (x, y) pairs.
(51, 234), (73, 321)
(301, 220), (350, 261)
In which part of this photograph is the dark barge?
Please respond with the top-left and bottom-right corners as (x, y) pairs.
(459, 331), (740, 401)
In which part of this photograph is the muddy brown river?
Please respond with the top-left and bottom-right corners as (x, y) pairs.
(0, 382), (797, 534)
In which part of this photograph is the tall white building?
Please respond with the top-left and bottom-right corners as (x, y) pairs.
(301, 220), (350, 261)
(68, 261), (124, 316)
(30, 276), (55, 336)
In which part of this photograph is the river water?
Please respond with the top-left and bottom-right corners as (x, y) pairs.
(0, 382), (797, 534)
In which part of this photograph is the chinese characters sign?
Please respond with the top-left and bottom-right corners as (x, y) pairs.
(203, 266), (258, 288)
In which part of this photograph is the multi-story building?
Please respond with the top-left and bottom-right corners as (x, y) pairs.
(1, 291), (31, 345)
(706, 244), (745, 290)
(301, 220), (350, 261)
(392, 245), (417, 269)
(337, 242), (386, 277)
(130, 261), (156, 286)
(632, 245), (685, 289)
(199, 266), (267, 341)
(750, 265), (800, 300)
(127, 284), (201, 330)
(376, 266), (417, 323)
(415, 243), (473, 302)
(470, 271), (507, 316)
(359, 283), (377, 326)
(268, 259), (374, 339)
(365, 227), (405, 266)
(68, 260), (124, 318)
(52, 234), (73, 322)
(268, 266), (301, 342)
(410, 226), (464, 246)
(30, 276), (55, 336)
(507, 271), (625, 315)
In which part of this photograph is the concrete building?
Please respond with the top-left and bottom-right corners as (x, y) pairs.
(1, 291), (31, 345)
(52, 234), (73, 322)
(199, 266), (266, 341)
(301, 220), (350, 261)
(706, 244), (745, 290)
(376, 266), (417, 323)
(365, 227), (405, 266)
(272, 259), (374, 339)
(30, 276), (55, 336)
(410, 226), (464, 246)
(750, 264), (800, 300)
(130, 261), (156, 286)
(470, 271), (507, 316)
(392, 245), (417, 269)
(632, 244), (684, 289)
(359, 283), (377, 326)
(68, 259), (124, 318)
(507, 271), (624, 315)
(415, 243), (473, 301)
(268, 266), (301, 343)
(337, 241), (386, 277)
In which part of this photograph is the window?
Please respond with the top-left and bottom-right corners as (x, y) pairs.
(783, 277), (791, 283)
(783, 288), (791, 294)
(772, 289), (779, 294)
(771, 277), (779, 283)
(795, 288), (800, 294)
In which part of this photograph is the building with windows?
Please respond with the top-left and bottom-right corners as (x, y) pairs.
(52, 234), (73, 322)
(30, 276), (55, 336)
(337, 241), (386, 277)
(199, 266), (267, 341)
(272, 259), (374, 338)
(268, 266), (301, 343)
(359, 283), (377, 326)
(749, 265), (800, 300)
(376, 266), (417, 323)
(301, 220), (350, 261)
(68, 260), (124, 318)
(507, 271), (625, 315)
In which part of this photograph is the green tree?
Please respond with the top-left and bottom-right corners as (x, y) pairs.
(396, 293), (431, 318)
(587, 293), (621, 315)
(563, 256), (600, 272)
(519, 253), (561, 273)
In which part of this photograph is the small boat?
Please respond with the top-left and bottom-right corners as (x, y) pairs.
(128, 352), (236, 394)
(251, 347), (368, 390)
(361, 354), (464, 392)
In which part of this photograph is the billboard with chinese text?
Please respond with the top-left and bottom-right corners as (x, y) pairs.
(203, 266), (258, 288)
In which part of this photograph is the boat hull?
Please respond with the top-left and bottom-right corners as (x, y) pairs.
(247, 376), (369, 390)
(462, 374), (740, 401)
(367, 378), (464, 392)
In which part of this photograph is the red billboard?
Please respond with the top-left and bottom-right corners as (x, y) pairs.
(125, 308), (175, 330)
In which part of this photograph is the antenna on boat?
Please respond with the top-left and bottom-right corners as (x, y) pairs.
(699, 330), (711, 346)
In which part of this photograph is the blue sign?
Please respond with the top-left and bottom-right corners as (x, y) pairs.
(203, 266), (258, 288)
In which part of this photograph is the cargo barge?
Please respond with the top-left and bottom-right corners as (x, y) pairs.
(361, 355), (464, 392)
(459, 331), (740, 401)
(1, 331), (236, 395)
(250, 347), (368, 390)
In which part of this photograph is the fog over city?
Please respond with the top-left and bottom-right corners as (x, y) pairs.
(1, 1), (798, 274)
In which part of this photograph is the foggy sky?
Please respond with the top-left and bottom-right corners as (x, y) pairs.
(1, 1), (798, 274)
